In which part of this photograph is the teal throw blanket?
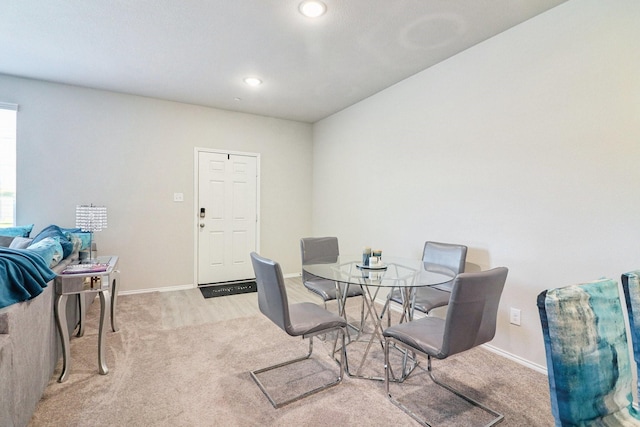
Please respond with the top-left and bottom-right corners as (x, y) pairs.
(0, 247), (57, 309)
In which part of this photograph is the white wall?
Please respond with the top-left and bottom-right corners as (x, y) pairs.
(311, 0), (640, 367)
(0, 74), (313, 292)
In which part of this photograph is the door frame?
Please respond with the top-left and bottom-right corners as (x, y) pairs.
(193, 147), (261, 287)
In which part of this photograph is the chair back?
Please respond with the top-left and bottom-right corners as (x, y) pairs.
(250, 252), (292, 334)
(537, 278), (637, 425)
(441, 267), (508, 357)
(422, 241), (467, 276)
(300, 237), (339, 282)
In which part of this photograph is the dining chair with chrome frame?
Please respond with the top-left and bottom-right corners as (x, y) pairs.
(387, 241), (467, 323)
(383, 267), (508, 427)
(300, 237), (365, 331)
(249, 252), (347, 408)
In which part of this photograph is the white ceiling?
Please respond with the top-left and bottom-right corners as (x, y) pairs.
(0, 0), (568, 123)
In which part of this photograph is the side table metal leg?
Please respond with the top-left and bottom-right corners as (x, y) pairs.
(54, 294), (71, 383)
(97, 290), (110, 375)
(77, 293), (86, 337)
(110, 270), (120, 332)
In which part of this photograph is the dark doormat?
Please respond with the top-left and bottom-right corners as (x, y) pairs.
(199, 281), (257, 299)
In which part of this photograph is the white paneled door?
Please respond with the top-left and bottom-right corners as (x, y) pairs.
(197, 151), (258, 285)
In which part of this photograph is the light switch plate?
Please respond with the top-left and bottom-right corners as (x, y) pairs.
(510, 308), (521, 326)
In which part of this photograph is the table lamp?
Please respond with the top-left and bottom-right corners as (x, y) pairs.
(75, 204), (107, 263)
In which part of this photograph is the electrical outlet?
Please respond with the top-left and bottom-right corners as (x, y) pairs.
(173, 192), (184, 202)
(510, 308), (521, 326)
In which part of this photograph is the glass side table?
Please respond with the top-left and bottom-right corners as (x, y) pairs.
(54, 255), (119, 382)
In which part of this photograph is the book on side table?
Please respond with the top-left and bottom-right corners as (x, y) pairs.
(61, 262), (110, 275)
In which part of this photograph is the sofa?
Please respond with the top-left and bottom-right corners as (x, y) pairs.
(0, 224), (90, 427)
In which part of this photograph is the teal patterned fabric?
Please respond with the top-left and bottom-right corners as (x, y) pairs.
(61, 227), (91, 250)
(622, 271), (640, 401)
(26, 237), (63, 267)
(537, 278), (640, 426)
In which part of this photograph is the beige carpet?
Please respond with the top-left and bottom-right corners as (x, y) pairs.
(29, 291), (554, 426)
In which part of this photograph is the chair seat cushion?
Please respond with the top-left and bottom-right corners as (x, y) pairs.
(389, 287), (450, 314)
(430, 280), (453, 292)
(288, 302), (347, 336)
(304, 278), (362, 301)
(383, 317), (445, 358)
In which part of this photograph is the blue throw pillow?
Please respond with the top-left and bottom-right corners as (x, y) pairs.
(31, 225), (74, 259)
(9, 237), (33, 249)
(0, 224), (34, 238)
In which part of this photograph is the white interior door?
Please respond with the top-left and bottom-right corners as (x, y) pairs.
(197, 151), (258, 285)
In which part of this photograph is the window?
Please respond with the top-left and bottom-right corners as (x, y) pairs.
(0, 103), (17, 227)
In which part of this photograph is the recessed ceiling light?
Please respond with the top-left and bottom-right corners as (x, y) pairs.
(243, 77), (262, 87)
(299, 1), (327, 18)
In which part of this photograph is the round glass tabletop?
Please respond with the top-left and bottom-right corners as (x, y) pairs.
(302, 255), (454, 288)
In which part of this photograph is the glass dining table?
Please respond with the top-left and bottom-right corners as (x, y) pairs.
(303, 255), (454, 381)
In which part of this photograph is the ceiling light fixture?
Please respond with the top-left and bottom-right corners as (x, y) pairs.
(243, 77), (262, 87)
(299, 1), (327, 18)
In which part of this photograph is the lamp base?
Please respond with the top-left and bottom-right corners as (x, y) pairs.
(79, 250), (99, 264)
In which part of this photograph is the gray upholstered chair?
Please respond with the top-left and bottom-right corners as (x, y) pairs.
(300, 237), (364, 323)
(383, 267), (508, 426)
(389, 241), (467, 316)
(249, 252), (347, 408)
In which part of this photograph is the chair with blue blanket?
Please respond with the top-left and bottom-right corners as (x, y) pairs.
(537, 278), (640, 426)
(621, 270), (640, 402)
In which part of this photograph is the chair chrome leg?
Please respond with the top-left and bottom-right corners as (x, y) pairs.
(250, 328), (345, 409)
(385, 338), (504, 427)
(426, 356), (503, 426)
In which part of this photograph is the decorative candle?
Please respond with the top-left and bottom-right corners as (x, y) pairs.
(363, 247), (371, 266)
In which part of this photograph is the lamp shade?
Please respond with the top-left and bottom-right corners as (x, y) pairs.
(75, 205), (108, 232)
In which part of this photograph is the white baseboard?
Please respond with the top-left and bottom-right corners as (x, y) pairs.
(118, 283), (194, 296)
(283, 272), (302, 279)
(481, 344), (547, 375)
